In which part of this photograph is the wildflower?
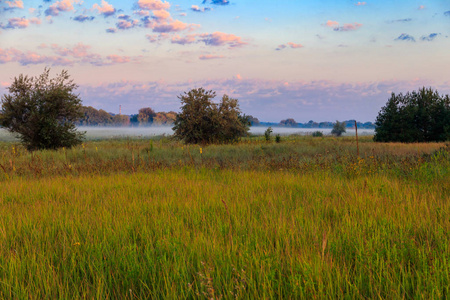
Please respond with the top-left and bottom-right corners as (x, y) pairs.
(200, 147), (202, 154)
(73, 242), (80, 246)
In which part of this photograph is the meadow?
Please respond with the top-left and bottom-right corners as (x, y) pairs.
(0, 135), (449, 299)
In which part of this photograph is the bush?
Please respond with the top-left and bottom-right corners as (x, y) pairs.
(264, 127), (273, 141)
(312, 131), (324, 137)
(331, 121), (346, 137)
(374, 87), (450, 142)
(275, 134), (281, 143)
(172, 88), (249, 144)
(0, 68), (84, 151)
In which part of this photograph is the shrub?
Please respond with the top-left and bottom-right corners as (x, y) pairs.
(275, 134), (281, 143)
(331, 121), (346, 137)
(0, 68), (84, 151)
(312, 131), (324, 137)
(172, 88), (249, 144)
(264, 127), (273, 141)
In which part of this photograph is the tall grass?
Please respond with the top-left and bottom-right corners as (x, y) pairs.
(0, 136), (449, 298)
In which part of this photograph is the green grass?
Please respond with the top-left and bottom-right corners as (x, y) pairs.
(0, 136), (449, 298)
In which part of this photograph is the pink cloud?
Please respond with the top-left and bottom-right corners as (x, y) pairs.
(418, 5), (425, 10)
(5, 17), (29, 28)
(5, 0), (23, 9)
(199, 32), (247, 47)
(134, 10), (150, 16)
(287, 42), (303, 48)
(335, 23), (362, 31)
(152, 20), (188, 33)
(45, 0), (80, 16)
(355, 2), (366, 6)
(153, 9), (171, 20)
(92, 0), (115, 17)
(107, 55), (131, 63)
(171, 34), (197, 45)
(199, 54), (225, 60)
(137, 0), (170, 11)
(0, 47), (72, 65)
(325, 20), (362, 31)
(325, 20), (339, 27)
(116, 19), (139, 29)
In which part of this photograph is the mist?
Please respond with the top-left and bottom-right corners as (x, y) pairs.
(0, 126), (375, 141)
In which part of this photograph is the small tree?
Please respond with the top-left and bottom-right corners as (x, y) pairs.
(0, 68), (84, 151)
(264, 127), (273, 141)
(331, 121), (346, 136)
(172, 88), (249, 144)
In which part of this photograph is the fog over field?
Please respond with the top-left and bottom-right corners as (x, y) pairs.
(0, 126), (374, 141)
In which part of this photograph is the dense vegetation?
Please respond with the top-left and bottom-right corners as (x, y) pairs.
(0, 69), (84, 151)
(0, 135), (448, 298)
(374, 87), (450, 142)
(173, 88), (249, 144)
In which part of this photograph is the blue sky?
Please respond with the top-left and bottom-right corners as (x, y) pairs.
(1, 0), (449, 122)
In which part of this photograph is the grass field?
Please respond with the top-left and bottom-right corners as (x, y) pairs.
(0, 136), (449, 299)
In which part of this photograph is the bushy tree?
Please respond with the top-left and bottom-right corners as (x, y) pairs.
(138, 107), (156, 125)
(78, 106), (113, 126)
(172, 88), (249, 144)
(279, 118), (297, 127)
(0, 68), (84, 151)
(374, 87), (450, 142)
(331, 121), (346, 136)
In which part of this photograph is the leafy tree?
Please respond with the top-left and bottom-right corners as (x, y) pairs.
(0, 68), (84, 151)
(78, 106), (113, 126)
(331, 121), (346, 136)
(279, 118), (297, 127)
(172, 88), (249, 144)
(246, 115), (260, 126)
(112, 114), (130, 126)
(374, 87), (450, 142)
(138, 107), (156, 125)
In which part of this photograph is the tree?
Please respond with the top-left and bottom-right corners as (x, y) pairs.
(0, 68), (84, 151)
(172, 88), (249, 144)
(78, 106), (113, 126)
(374, 87), (450, 142)
(246, 115), (260, 126)
(331, 121), (346, 136)
(279, 118), (297, 127)
(138, 107), (156, 125)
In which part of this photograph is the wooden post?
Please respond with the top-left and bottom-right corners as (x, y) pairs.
(355, 120), (359, 157)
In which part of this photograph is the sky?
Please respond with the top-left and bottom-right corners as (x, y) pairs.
(0, 0), (449, 122)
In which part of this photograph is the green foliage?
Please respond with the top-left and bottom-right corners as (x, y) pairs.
(172, 88), (249, 144)
(312, 131), (324, 137)
(275, 134), (281, 143)
(331, 121), (346, 136)
(0, 68), (84, 151)
(374, 87), (450, 142)
(264, 127), (273, 141)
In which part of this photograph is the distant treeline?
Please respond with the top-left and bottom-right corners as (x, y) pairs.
(259, 119), (375, 129)
(77, 106), (375, 129)
(77, 106), (176, 126)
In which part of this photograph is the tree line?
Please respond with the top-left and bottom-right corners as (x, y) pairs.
(78, 106), (177, 127)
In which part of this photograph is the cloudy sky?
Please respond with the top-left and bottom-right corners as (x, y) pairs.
(1, 0), (449, 122)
